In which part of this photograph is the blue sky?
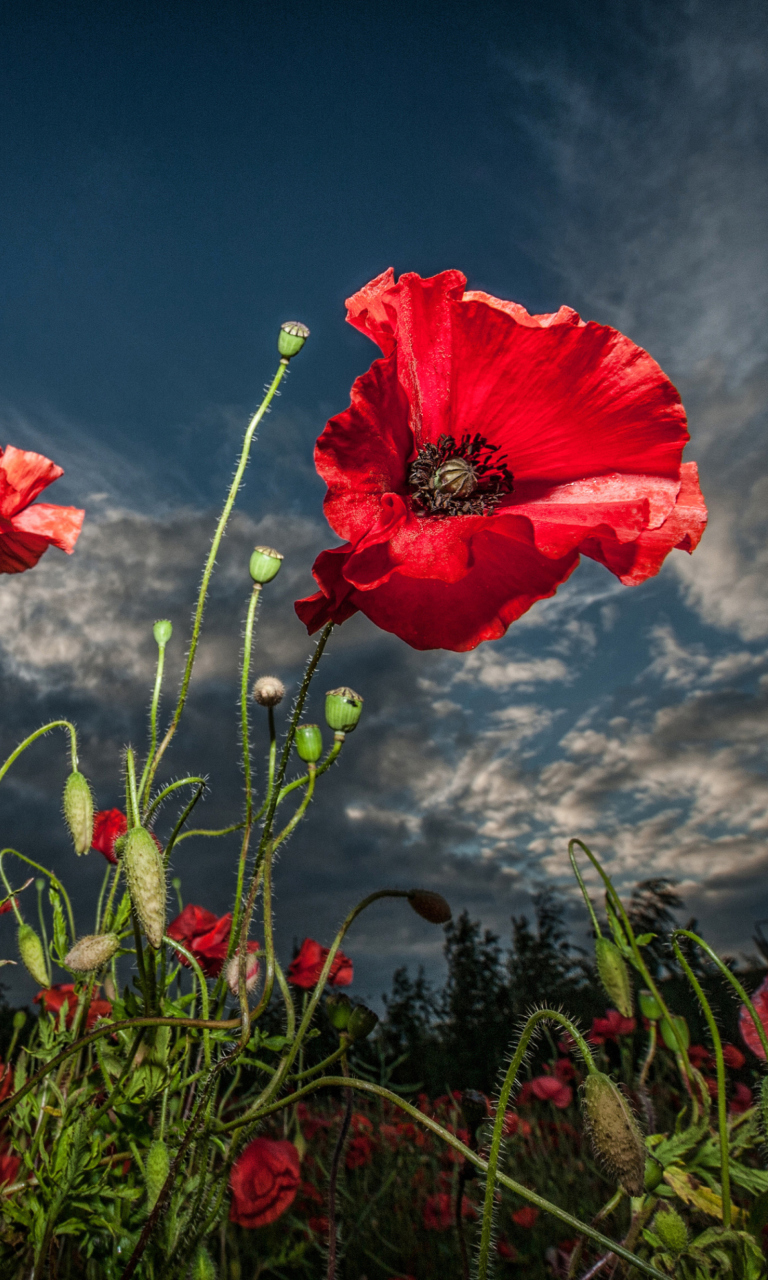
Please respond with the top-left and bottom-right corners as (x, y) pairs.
(1, 0), (767, 1004)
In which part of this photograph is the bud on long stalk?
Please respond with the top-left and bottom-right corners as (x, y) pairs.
(595, 935), (633, 1018)
(17, 923), (49, 986)
(123, 826), (166, 949)
(145, 1138), (170, 1211)
(63, 770), (94, 855)
(582, 1072), (645, 1196)
(65, 933), (120, 973)
(407, 889), (452, 924)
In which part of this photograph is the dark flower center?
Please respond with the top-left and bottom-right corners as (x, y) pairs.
(407, 433), (514, 517)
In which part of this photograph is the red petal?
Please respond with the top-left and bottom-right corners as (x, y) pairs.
(0, 524), (50, 574)
(510, 473), (682, 560)
(12, 502), (84, 554)
(294, 546), (360, 633)
(463, 291), (584, 329)
(0, 446), (64, 517)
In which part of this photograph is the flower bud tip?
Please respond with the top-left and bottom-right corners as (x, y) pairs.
(278, 321), (310, 359)
(249, 545), (283, 584)
(253, 675), (286, 707)
(226, 949), (260, 998)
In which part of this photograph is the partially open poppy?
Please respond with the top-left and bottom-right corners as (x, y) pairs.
(295, 270), (707, 651)
(287, 937), (353, 989)
(0, 445), (84, 574)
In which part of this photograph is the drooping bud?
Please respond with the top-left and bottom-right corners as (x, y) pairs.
(348, 1004), (379, 1041)
(582, 1072), (645, 1196)
(644, 1156), (664, 1192)
(63, 771), (94, 856)
(145, 1138), (170, 1211)
(64, 932), (120, 973)
(253, 676), (286, 707)
(638, 989), (663, 1022)
(295, 724), (323, 763)
(407, 890), (452, 925)
(249, 546), (283, 584)
(226, 950), (260, 998)
(191, 1245), (217, 1280)
(325, 687), (363, 734)
(325, 992), (352, 1031)
(595, 936), (633, 1019)
(123, 826), (166, 949)
(653, 1207), (688, 1255)
(17, 923), (49, 987)
(278, 321), (310, 360)
(153, 619), (173, 647)
(659, 1013), (689, 1053)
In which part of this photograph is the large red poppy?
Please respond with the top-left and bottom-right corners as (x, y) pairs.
(229, 1137), (300, 1228)
(167, 904), (258, 980)
(34, 984), (112, 1029)
(0, 445), (84, 574)
(295, 270), (707, 651)
(287, 937), (353, 989)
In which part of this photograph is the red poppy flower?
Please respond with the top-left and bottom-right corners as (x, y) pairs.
(295, 270), (707, 651)
(512, 1206), (539, 1229)
(422, 1191), (475, 1230)
(92, 810), (128, 864)
(0, 1149), (21, 1188)
(496, 1238), (519, 1261)
(287, 938), (353, 989)
(346, 1133), (374, 1169)
(0, 1062), (14, 1103)
(502, 1110), (532, 1139)
(722, 1043), (745, 1071)
(34, 984), (111, 1029)
(229, 1137), (300, 1228)
(0, 897), (16, 915)
(688, 1043), (713, 1070)
(740, 977), (768, 1059)
(167, 905), (229, 979)
(528, 1076), (573, 1109)
(729, 1082), (753, 1115)
(589, 1009), (637, 1045)
(0, 445), (84, 574)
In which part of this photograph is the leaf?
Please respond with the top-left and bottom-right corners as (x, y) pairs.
(262, 1034), (290, 1052)
(663, 1166), (747, 1225)
(49, 885), (68, 960)
(635, 932), (657, 946)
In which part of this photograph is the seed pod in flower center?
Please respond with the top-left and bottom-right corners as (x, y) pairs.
(65, 932), (120, 973)
(581, 1072), (645, 1196)
(123, 826), (166, 949)
(17, 922), (49, 987)
(595, 935), (633, 1019)
(63, 771), (94, 855)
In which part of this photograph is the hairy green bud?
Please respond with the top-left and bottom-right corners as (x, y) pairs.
(644, 1156), (664, 1192)
(638, 988), (663, 1022)
(654, 1207), (688, 1255)
(12, 1010), (26, 1031)
(348, 1004), (379, 1041)
(63, 770), (94, 855)
(65, 932), (120, 973)
(659, 1013), (689, 1053)
(407, 889), (452, 925)
(277, 321), (309, 359)
(325, 687), (363, 734)
(249, 545), (283, 584)
(582, 1072), (645, 1196)
(595, 935), (633, 1019)
(123, 826), (166, 949)
(17, 923), (48, 987)
(145, 1138), (170, 1211)
(325, 992), (352, 1031)
(153, 619), (172, 647)
(295, 723), (323, 763)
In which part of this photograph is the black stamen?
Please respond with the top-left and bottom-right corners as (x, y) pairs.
(408, 433), (514, 517)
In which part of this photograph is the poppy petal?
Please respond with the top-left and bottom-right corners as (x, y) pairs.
(0, 446), (64, 517)
(11, 502), (85, 554)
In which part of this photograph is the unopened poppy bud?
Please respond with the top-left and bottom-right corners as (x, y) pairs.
(595, 936), (633, 1019)
(278, 321), (310, 359)
(407, 890), (452, 925)
(17, 923), (49, 987)
(12, 1010), (26, 1031)
(644, 1156), (664, 1192)
(153, 619), (172, 647)
(249, 545), (283, 584)
(191, 1246), (217, 1280)
(582, 1072), (645, 1196)
(295, 724), (323, 762)
(253, 676), (285, 707)
(63, 770), (94, 856)
(123, 826), (166, 949)
(659, 1013), (689, 1053)
(64, 932), (120, 973)
(326, 992), (352, 1031)
(226, 950), (260, 997)
(348, 1004), (378, 1041)
(653, 1207), (688, 1255)
(638, 989), (663, 1022)
(325, 687), (363, 734)
(145, 1138), (170, 1211)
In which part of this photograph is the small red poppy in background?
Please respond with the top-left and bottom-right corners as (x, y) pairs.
(722, 1043), (746, 1071)
(0, 445), (84, 574)
(35, 984), (111, 1029)
(423, 1191), (476, 1230)
(740, 976), (768, 1059)
(502, 1110), (532, 1139)
(521, 1076), (572, 1110)
(229, 1137), (300, 1228)
(0, 1062), (14, 1103)
(287, 938), (353, 989)
(688, 1044), (713, 1070)
(589, 1010), (636, 1045)
(167, 904), (258, 980)
(496, 1238), (519, 1261)
(295, 269), (706, 652)
(729, 1082), (753, 1115)
(0, 1149), (21, 1188)
(512, 1206), (539, 1229)
(0, 897), (16, 915)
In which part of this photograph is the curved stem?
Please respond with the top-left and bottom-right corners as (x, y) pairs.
(0, 720), (79, 785)
(138, 639), (167, 807)
(241, 585), (261, 828)
(267, 705), (277, 798)
(163, 782), (206, 864)
(326, 1050), (352, 1280)
(277, 735), (344, 802)
(173, 821), (245, 847)
(144, 362), (288, 795)
(0, 850), (76, 941)
(274, 958), (296, 1042)
(144, 777), (207, 826)
(165, 936), (211, 1069)
(0, 852), (24, 926)
(673, 928), (768, 1061)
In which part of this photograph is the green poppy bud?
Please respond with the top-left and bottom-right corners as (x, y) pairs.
(123, 827), (166, 949)
(659, 1013), (689, 1053)
(595, 935), (633, 1019)
(191, 1246), (217, 1280)
(17, 923), (49, 987)
(348, 1004), (379, 1041)
(325, 687), (363, 734)
(64, 932), (120, 973)
(249, 545), (283, 584)
(12, 1010), (26, 1031)
(582, 1072), (645, 1196)
(63, 770), (94, 856)
(326, 992), (352, 1031)
(644, 1156), (664, 1192)
(407, 890), (452, 925)
(638, 989), (663, 1022)
(153, 619), (172, 647)
(653, 1207), (688, 1255)
(295, 724), (323, 762)
(277, 321), (310, 360)
(145, 1138), (170, 1211)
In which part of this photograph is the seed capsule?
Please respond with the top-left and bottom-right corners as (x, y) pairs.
(654, 1207), (688, 1255)
(638, 989), (663, 1021)
(249, 546), (283, 584)
(65, 933), (120, 973)
(295, 724), (323, 763)
(595, 935), (633, 1019)
(145, 1138), (170, 1211)
(582, 1072), (645, 1196)
(17, 923), (49, 986)
(407, 890), (452, 925)
(63, 771), (94, 855)
(277, 321), (310, 359)
(324, 687), (363, 734)
(348, 1004), (378, 1041)
(123, 826), (166, 949)
(659, 1013), (689, 1053)
(153, 619), (172, 647)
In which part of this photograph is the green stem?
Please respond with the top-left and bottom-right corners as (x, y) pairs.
(163, 782), (206, 864)
(267, 705), (277, 798)
(0, 850), (75, 940)
(144, 776), (207, 826)
(274, 959), (296, 1041)
(173, 821), (245, 847)
(100, 869), (124, 934)
(477, 1009), (596, 1280)
(144, 362), (289, 795)
(0, 852), (24, 926)
(35, 879), (52, 986)
(672, 928), (768, 1061)
(241, 585), (261, 827)
(138, 639), (167, 806)
(277, 735), (344, 802)
(0, 719), (78, 785)
(94, 862), (113, 933)
(126, 749), (140, 829)
(166, 936), (211, 1069)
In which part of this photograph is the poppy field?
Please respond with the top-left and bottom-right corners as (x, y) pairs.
(0, 271), (765, 1279)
